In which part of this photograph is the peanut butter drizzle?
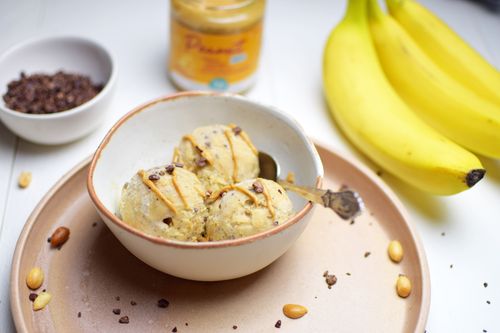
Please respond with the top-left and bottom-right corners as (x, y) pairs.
(207, 180), (275, 218)
(224, 129), (238, 182)
(260, 180), (276, 219)
(228, 123), (258, 155)
(182, 135), (215, 165)
(138, 170), (177, 214)
(208, 184), (258, 204)
(171, 169), (189, 209)
(195, 186), (207, 198)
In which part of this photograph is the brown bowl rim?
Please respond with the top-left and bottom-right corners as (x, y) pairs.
(87, 91), (323, 249)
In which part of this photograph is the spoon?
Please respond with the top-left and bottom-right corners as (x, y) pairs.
(258, 151), (364, 220)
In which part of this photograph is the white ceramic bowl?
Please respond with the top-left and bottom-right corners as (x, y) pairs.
(0, 36), (116, 145)
(88, 92), (323, 281)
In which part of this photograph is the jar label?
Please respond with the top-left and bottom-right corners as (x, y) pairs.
(169, 18), (262, 90)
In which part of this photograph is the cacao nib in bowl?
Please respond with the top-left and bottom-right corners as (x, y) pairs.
(0, 36), (116, 145)
(3, 71), (104, 115)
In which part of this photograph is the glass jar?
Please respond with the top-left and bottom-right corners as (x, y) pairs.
(169, 0), (265, 93)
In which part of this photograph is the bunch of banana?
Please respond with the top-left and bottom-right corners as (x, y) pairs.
(322, 0), (485, 195)
(386, 0), (500, 107)
(368, 0), (500, 158)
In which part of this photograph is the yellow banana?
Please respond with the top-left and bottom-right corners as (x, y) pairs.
(323, 0), (485, 195)
(368, 0), (500, 159)
(386, 0), (500, 107)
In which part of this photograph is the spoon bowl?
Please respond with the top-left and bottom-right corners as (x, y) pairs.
(258, 151), (364, 220)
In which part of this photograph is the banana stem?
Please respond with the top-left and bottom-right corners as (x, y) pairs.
(345, 0), (368, 22)
(367, 0), (385, 20)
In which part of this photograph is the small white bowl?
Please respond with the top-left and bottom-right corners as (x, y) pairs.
(88, 92), (323, 281)
(0, 36), (116, 145)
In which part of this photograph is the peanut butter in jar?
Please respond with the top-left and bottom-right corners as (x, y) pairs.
(169, 0), (265, 93)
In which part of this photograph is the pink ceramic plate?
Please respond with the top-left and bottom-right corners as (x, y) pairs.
(11, 143), (430, 332)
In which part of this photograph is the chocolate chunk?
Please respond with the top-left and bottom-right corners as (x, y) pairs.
(131, 300), (137, 306)
(275, 320), (281, 328)
(47, 237), (51, 243)
(113, 308), (121, 315)
(364, 252), (371, 258)
(29, 293), (38, 302)
(278, 189), (282, 194)
(166, 165), (175, 174)
(158, 298), (169, 308)
(324, 271), (337, 289)
(172, 327), (177, 333)
(163, 217), (173, 225)
(77, 312), (81, 318)
(232, 126), (242, 135)
(148, 174), (160, 181)
(174, 162), (184, 168)
(196, 157), (208, 167)
(115, 296), (120, 301)
(484, 282), (488, 288)
(92, 222), (97, 227)
(273, 221), (279, 226)
(252, 181), (264, 193)
(118, 316), (129, 324)
(233, 325), (238, 329)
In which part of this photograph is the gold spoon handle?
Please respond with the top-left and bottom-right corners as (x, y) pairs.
(278, 180), (364, 220)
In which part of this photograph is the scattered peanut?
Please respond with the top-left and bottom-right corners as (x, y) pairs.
(283, 304), (308, 319)
(50, 227), (70, 248)
(396, 275), (412, 298)
(33, 292), (52, 311)
(18, 172), (32, 188)
(388, 240), (404, 263)
(26, 267), (44, 290)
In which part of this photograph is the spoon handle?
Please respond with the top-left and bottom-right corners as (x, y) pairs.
(278, 180), (363, 220)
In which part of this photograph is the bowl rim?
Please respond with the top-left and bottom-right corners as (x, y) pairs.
(87, 91), (324, 249)
(0, 35), (117, 120)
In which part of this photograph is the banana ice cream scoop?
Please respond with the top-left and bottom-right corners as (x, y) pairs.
(206, 178), (294, 241)
(174, 124), (260, 193)
(119, 164), (209, 242)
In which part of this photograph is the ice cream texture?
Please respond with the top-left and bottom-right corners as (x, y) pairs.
(206, 178), (294, 241)
(174, 124), (260, 192)
(119, 164), (208, 242)
(118, 124), (295, 242)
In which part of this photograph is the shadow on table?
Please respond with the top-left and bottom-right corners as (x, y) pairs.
(83, 225), (274, 313)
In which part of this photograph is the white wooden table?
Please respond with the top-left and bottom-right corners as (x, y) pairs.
(1, 0), (499, 332)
